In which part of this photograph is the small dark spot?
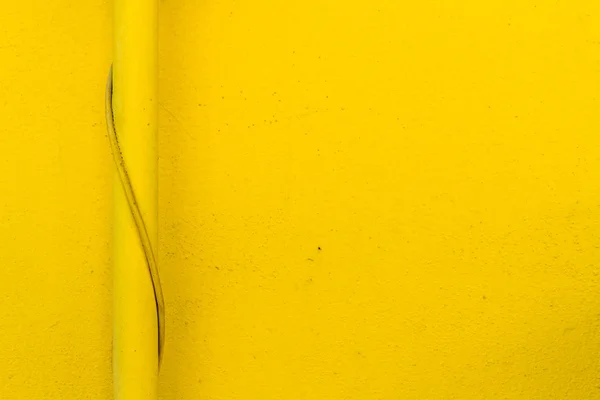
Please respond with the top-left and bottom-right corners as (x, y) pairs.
(215, 266), (220, 270)
(483, 295), (486, 300)
(307, 258), (314, 262)
(318, 247), (321, 250)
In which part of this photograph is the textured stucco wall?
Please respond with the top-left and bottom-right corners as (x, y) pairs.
(2, 1), (600, 399)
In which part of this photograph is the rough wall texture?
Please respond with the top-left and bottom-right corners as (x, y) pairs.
(2, 0), (600, 399)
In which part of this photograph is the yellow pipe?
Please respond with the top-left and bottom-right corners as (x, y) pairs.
(108, 0), (162, 399)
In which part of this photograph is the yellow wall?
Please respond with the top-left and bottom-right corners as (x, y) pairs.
(2, 0), (600, 398)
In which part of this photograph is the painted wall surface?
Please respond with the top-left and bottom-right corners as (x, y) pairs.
(2, 1), (600, 399)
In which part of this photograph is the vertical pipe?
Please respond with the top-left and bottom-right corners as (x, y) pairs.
(112, 0), (159, 399)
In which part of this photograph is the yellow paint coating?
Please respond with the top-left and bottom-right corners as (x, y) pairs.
(112, 0), (159, 398)
(2, 0), (600, 399)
